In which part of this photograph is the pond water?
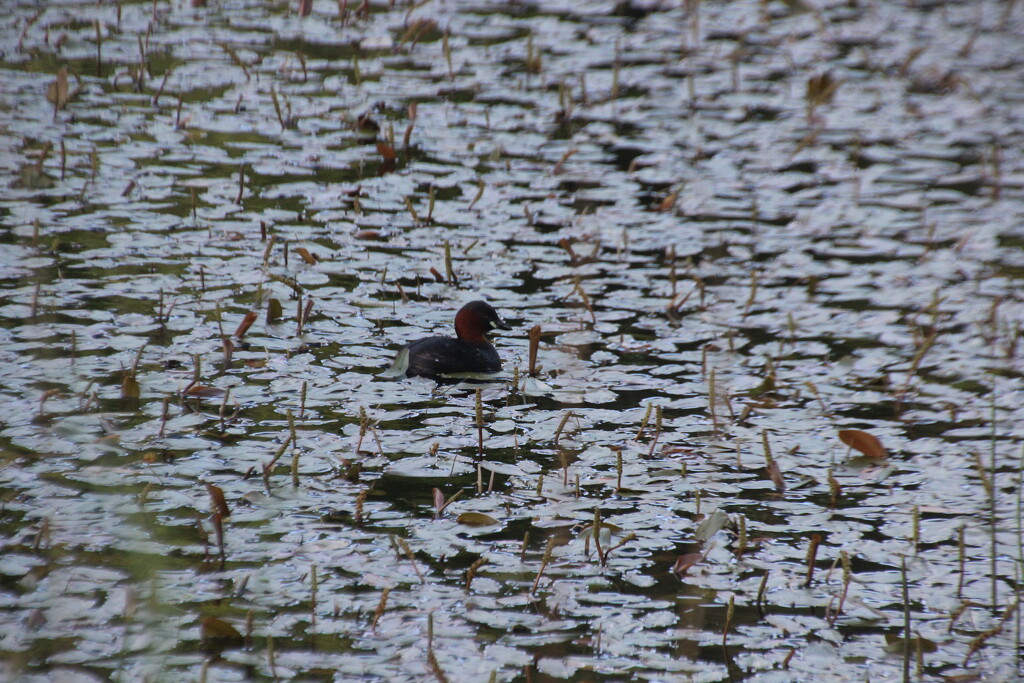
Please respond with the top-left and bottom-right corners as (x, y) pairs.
(2, 0), (1023, 680)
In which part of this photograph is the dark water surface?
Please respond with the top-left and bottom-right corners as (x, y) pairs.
(2, 0), (1023, 680)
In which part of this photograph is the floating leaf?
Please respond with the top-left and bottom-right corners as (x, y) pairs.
(16, 164), (54, 190)
(883, 633), (937, 654)
(838, 429), (887, 459)
(456, 512), (499, 527)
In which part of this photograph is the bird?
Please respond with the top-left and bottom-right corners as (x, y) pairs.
(391, 301), (511, 380)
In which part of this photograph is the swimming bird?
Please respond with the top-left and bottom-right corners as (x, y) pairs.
(396, 300), (511, 380)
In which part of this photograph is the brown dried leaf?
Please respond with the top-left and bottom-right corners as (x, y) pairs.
(657, 191), (678, 212)
(121, 375), (140, 400)
(207, 483), (230, 518)
(184, 385), (224, 398)
(47, 67), (69, 109)
(234, 311), (258, 338)
(528, 324), (542, 376)
(766, 460), (786, 492)
(838, 429), (887, 459)
(292, 247), (317, 265)
(806, 71), (842, 108)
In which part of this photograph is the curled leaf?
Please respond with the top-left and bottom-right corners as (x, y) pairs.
(381, 348), (409, 378)
(838, 429), (887, 459)
(121, 375), (140, 400)
(292, 247), (317, 265)
(672, 552), (704, 576)
(266, 298), (283, 324)
(376, 141), (396, 160)
(234, 311), (258, 338)
(47, 67), (70, 110)
(766, 460), (785, 492)
(207, 483), (230, 518)
(184, 385), (224, 398)
(694, 509), (729, 544)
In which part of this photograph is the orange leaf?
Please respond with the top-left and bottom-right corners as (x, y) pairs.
(376, 141), (396, 160)
(234, 311), (258, 338)
(838, 429), (887, 458)
(292, 247), (317, 265)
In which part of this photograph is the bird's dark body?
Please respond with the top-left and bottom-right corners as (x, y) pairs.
(393, 300), (511, 380)
(404, 336), (502, 378)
